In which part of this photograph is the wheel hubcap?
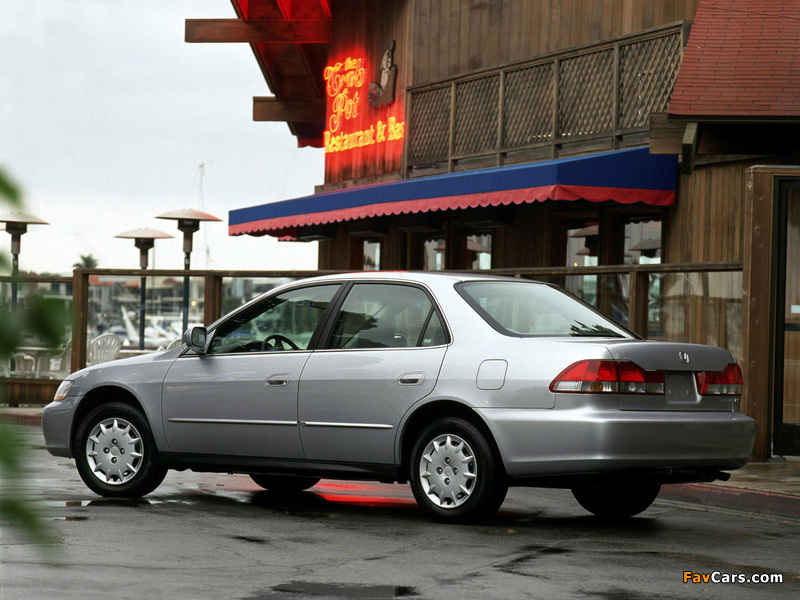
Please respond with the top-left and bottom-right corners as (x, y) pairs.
(85, 418), (144, 485)
(418, 434), (477, 509)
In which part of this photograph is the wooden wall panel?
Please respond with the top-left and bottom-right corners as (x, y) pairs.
(411, 0), (698, 85)
(663, 155), (800, 265)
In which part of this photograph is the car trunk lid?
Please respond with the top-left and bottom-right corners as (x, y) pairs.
(604, 341), (740, 411)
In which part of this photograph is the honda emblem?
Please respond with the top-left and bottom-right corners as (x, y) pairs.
(678, 351), (690, 364)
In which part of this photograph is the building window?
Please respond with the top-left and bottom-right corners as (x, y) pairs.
(565, 221), (598, 306)
(424, 236), (445, 270)
(363, 239), (381, 270)
(468, 233), (492, 269)
(625, 219), (661, 265)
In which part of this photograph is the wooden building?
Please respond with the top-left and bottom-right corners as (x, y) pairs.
(188, 0), (800, 459)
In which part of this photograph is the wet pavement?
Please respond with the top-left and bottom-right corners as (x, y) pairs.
(1, 426), (799, 599)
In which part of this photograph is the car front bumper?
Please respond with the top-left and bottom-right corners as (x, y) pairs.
(477, 407), (756, 480)
(41, 397), (79, 458)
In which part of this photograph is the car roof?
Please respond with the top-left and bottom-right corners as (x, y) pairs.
(302, 271), (541, 286)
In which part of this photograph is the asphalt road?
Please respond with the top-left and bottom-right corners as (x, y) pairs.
(1, 427), (798, 600)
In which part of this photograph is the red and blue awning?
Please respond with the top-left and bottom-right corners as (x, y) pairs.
(230, 147), (677, 237)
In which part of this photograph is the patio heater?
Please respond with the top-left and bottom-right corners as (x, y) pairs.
(0, 212), (49, 311)
(115, 228), (173, 350)
(156, 209), (221, 333)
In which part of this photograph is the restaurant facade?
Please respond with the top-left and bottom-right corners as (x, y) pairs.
(188, 0), (800, 459)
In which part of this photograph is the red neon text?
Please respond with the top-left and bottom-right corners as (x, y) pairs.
(323, 55), (405, 153)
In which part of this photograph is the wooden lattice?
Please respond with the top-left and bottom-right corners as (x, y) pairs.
(558, 49), (615, 138)
(619, 35), (683, 129)
(406, 27), (684, 169)
(407, 85), (451, 164)
(504, 63), (554, 147)
(454, 75), (500, 156)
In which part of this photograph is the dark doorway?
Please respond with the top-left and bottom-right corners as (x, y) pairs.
(774, 179), (800, 455)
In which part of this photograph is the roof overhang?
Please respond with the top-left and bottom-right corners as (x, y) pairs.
(230, 148), (677, 238)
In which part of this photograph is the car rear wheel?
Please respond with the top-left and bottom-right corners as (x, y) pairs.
(74, 402), (167, 498)
(571, 483), (661, 518)
(410, 417), (508, 523)
(249, 474), (320, 493)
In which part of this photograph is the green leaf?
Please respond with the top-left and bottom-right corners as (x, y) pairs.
(0, 309), (22, 357)
(0, 164), (23, 206)
(25, 297), (68, 347)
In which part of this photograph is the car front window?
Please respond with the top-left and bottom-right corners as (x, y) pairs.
(208, 284), (340, 354)
(456, 280), (630, 338)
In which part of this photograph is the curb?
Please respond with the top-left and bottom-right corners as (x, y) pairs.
(659, 483), (800, 521)
(0, 412), (43, 427)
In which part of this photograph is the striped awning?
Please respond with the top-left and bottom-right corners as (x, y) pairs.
(230, 147), (677, 238)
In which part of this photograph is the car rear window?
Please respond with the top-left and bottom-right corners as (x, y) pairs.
(456, 281), (631, 338)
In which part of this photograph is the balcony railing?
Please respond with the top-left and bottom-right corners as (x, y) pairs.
(1, 261), (741, 405)
(405, 22), (688, 176)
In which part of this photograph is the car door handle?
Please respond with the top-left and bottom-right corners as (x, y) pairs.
(265, 373), (290, 387)
(398, 372), (425, 386)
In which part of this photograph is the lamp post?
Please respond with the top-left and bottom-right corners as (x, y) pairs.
(156, 209), (221, 332)
(115, 228), (173, 350)
(0, 212), (49, 311)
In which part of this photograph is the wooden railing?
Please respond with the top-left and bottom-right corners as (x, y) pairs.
(2, 261), (742, 404)
(405, 21), (689, 176)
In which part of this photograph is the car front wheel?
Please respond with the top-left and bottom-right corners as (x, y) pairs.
(410, 417), (508, 523)
(571, 483), (661, 518)
(74, 402), (167, 498)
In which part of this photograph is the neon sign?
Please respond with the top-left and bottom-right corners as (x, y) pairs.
(323, 56), (404, 154)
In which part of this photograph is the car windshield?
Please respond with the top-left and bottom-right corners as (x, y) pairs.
(456, 280), (630, 338)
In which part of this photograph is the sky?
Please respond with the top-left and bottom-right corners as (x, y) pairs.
(0, 0), (323, 275)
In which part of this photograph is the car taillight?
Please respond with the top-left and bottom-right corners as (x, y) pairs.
(549, 360), (665, 395)
(695, 363), (743, 396)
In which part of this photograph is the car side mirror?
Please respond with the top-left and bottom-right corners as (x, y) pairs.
(183, 326), (207, 355)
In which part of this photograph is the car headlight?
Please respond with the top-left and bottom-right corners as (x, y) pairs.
(54, 380), (73, 401)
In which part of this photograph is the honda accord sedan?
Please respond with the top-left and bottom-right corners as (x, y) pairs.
(42, 272), (755, 523)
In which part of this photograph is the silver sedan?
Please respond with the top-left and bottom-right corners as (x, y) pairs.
(42, 272), (755, 523)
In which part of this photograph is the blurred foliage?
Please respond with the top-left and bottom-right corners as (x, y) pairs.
(0, 164), (22, 206)
(73, 254), (98, 269)
(1, 163), (58, 552)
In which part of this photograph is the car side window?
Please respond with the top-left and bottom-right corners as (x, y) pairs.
(328, 283), (445, 349)
(208, 284), (339, 354)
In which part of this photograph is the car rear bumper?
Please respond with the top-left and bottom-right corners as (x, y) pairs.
(477, 407), (756, 479)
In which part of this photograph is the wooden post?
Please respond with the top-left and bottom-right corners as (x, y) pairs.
(70, 269), (89, 374)
(203, 274), (223, 326)
(627, 269), (650, 338)
(742, 167), (779, 460)
(448, 82), (456, 172)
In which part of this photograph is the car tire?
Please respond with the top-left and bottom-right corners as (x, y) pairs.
(74, 402), (167, 498)
(571, 483), (661, 518)
(409, 417), (508, 524)
(249, 474), (320, 493)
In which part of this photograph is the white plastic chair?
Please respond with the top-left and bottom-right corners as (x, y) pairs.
(87, 333), (122, 366)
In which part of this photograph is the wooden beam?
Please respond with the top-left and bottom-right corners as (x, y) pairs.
(681, 122), (700, 175)
(253, 96), (325, 122)
(185, 19), (332, 44)
(649, 112), (685, 154)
